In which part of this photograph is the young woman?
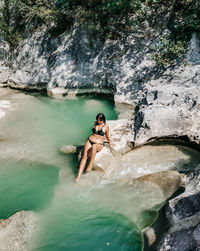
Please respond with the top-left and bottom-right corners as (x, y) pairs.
(75, 113), (112, 182)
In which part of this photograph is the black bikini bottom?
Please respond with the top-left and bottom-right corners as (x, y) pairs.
(88, 137), (104, 146)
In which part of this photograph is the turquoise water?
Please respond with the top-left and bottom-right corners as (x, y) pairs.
(0, 93), (142, 250)
(0, 159), (59, 219)
(36, 212), (140, 251)
(0, 91), (200, 251)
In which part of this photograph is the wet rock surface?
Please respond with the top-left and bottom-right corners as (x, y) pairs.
(0, 210), (37, 251)
(171, 191), (200, 220)
(144, 165), (200, 251)
(136, 171), (185, 200)
(60, 144), (77, 154)
(159, 225), (200, 251)
(157, 223), (200, 251)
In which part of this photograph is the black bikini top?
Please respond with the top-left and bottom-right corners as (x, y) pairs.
(92, 123), (105, 136)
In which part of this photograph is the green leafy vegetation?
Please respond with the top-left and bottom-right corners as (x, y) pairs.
(150, 0), (200, 66)
(151, 38), (187, 66)
(0, 0), (60, 47)
(54, 0), (152, 43)
(0, 0), (159, 48)
(168, 0), (200, 41)
(0, 0), (199, 65)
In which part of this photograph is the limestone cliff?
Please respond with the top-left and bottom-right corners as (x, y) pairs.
(0, 11), (199, 146)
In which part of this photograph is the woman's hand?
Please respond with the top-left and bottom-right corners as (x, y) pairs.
(109, 142), (114, 148)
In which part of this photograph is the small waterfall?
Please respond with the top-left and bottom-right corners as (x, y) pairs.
(186, 32), (200, 64)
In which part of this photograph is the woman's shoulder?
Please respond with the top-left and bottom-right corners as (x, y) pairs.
(104, 123), (109, 129)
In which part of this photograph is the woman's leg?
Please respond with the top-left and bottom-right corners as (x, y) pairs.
(86, 143), (103, 172)
(75, 140), (92, 182)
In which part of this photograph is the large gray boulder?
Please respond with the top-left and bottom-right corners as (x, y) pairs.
(143, 164), (200, 250)
(60, 144), (77, 154)
(133, 65), (200, 147)
(133, 32), (200, 147)
(93, 119), (135, 171)
(61, 119), (134, 172)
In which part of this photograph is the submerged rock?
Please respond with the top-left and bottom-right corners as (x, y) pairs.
(136, 170), (186, 200)
(121, 144), (190, 179)
(0, 210), (37, 251)
(60, 144), (77, 154)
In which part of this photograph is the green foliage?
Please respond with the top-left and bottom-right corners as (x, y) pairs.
(168, 0), (200, 40)
(0, 0), (199, 53)
(15, 1), (55, 26)
(54, 0), (150, 42)
(151, 38), (187, 66)
(0, 0), (59, 48)
(149, 0), (200, 66)
(0, 0), (20, 47)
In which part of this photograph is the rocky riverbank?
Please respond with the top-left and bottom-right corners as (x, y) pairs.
(1, 26), (200, 142)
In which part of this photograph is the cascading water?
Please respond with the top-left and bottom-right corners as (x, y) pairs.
(0, 89), (200, 251)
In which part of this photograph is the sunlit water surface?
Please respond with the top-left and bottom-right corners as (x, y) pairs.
(0, 90), (200, 251)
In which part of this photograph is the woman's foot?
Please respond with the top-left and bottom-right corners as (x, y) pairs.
(86, 165), (92, 172)
(75, 176), (79, 182)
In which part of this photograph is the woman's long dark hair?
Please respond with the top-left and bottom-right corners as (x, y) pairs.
(96, 113), (106, 122)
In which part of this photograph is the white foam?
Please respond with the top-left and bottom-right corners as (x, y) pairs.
(0, 100), (11, 108)
(0, 110), (6, 119)
(0, 100), (12, 120)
